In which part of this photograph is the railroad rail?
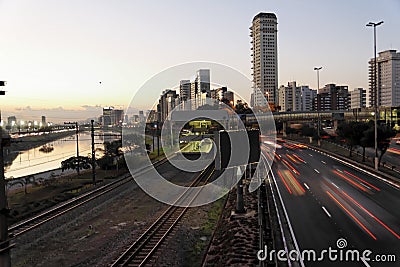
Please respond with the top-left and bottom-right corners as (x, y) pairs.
(110, 164), (215, 267)
(6, 158), (169, 240)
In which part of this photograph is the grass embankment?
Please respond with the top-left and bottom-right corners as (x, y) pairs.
(189, 197), (226, 266)
(7, 168), (128, 226)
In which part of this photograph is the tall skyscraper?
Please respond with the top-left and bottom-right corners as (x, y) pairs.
(368, 50), (400, 107)
(250, 12), (278, 106)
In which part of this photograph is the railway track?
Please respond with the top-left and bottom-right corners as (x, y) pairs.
(110, 164), (215, 267)
(7, 158), (169, 239)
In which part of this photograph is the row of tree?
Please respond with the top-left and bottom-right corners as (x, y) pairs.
(336, 121), (396, 166)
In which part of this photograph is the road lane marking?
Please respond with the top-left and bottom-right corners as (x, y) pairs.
(331, 182), (339, 189)
(303, 183), (310, 190)
(322, 206), (332, 218)
(308, 153), (313, 157)
(321, 160), (326, 164)
(314, 169), (320, 173)
(263, 153), (305, 267)
(326, 191), (377, 240)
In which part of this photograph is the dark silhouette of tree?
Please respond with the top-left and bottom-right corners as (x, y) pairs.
(61, 156), (92, 172)
(360, 126), (374, 162)
(377, 124), (396, 166)
(337, 121), (368, 157)
(97, 140), (123, 170)
(234, 100), (252, 114)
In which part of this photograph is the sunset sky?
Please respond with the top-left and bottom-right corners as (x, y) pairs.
(0, 0), (399, 122)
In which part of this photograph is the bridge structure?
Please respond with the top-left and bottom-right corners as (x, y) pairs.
(245, 106), (400, 131)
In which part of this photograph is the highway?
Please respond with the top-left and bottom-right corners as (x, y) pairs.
(264, 141), (400, 266)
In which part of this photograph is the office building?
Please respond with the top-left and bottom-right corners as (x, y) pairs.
(250, 12), (278, 106)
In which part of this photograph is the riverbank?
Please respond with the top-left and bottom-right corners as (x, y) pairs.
(4, 130), (77, 167)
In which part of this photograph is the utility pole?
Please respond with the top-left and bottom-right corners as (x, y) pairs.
(366, 21), (384, 170)
(0, 80), (11, 267)
(91, 120), (96, 185)
(75, 122), (80, 175)
(156, 121), (160, 156)
(64, 122), (80, 175)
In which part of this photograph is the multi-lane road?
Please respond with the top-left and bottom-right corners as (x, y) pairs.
(263, 141), (399, 266)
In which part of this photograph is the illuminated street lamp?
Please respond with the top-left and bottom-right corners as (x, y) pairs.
(366, 20), (384, 170)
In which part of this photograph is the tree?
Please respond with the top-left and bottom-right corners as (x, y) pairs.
(97, 140), (123, 170)
(360, 126), (374, 162)
(377, 124), (396, 167)
(336, 121), (367, 157)
(61, 156), (92, 172)
(234, 100), (252, 114)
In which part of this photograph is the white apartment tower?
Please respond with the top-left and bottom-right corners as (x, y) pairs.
(278, 81), (301, 112)
(369, 50), (400, 107)
(300, 86), (317, 111)
(250, 12), (278, 106)
(191, 69), (210, 109)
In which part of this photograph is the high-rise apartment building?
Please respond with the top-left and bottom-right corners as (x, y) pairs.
(350, 88), (366, 109)
(278, 81), (301, 112)
(190, 69), (210, 109)
(250, 88), (268, 108)
(250, 12), (278, 106)
(369, 50), (400, 107)
(157, 89), (179, 122)
(300, 86), (317, 111)
(313, 84), (350, 111)
(179, 80), (191, 102)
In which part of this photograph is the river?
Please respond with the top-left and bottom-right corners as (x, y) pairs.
(4, 131), (119, 179)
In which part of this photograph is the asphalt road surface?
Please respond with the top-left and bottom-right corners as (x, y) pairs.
(264, 141), (399, 267)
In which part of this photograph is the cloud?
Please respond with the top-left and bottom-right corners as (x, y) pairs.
(4, 105), (105, 123)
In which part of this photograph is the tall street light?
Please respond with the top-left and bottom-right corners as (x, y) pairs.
(366, 20), (383, 170)
(314, 67), (322, 146)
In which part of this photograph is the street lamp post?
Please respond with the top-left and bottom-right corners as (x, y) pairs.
(314, 67), (322, 146)
(366, 21), (384, 170)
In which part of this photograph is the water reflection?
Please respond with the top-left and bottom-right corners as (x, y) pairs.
(5, 131), (119, 179)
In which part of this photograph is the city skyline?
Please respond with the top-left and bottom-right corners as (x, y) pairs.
(1, 0), (400, 122)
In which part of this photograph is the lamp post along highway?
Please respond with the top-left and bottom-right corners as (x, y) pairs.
(314, 67), (322, 146)
(366, 21), (383, 170)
